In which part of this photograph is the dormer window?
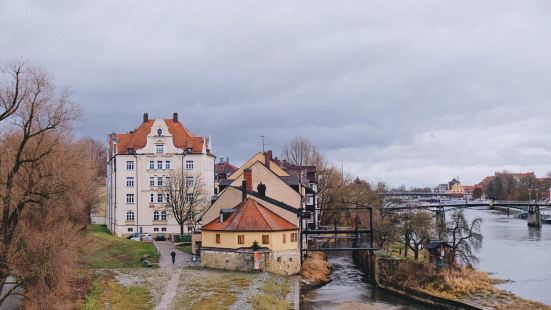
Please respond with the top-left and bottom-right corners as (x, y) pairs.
(157, 128), (163, 136)
(156, 144), (164, 154)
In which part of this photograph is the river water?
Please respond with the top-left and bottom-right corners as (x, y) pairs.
(302, 208), (551, 308)
(463, 208), (551, 305)
(300, 254), (436, 309)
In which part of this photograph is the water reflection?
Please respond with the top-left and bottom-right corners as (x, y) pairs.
(528, 226), (542, 241)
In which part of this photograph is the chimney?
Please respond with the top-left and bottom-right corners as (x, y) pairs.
(226, 156), (229, 163)
(219, 156), (224, 163)
(264, 150), (272, 170)
(244, 168), (253, 193)
(257, 182), (266, 197)
(173, 112), (178, 122)
(241, 179), (247, 202)
(143, 113), (149, 123)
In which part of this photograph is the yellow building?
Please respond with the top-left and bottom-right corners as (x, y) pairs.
(201, 197), (301, 275)
(447, 178), (464, 195)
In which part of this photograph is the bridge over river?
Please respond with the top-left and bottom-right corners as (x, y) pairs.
(386, 200), (551, 227)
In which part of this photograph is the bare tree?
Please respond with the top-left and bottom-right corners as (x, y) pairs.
(161, 170), (207, 235)
(79, 137), (107, 177)
(0, 62), (97, 308)
(403, 211), (432, 260)
(282, 136), (323, 167)
(445, 210), (483, 266)
(0, 60), (26, 123)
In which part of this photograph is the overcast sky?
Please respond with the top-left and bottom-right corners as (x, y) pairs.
(2, 1), (551, 188)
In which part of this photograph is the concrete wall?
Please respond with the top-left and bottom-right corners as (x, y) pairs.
(202, 230), (299, 251)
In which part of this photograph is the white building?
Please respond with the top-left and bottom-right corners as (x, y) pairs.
(106, 113), (215, 237)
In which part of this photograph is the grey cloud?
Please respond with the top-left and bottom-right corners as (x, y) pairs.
(2, 1), (551, 187)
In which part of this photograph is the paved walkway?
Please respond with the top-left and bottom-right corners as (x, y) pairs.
(156, 241), (191, 268)
(154, 241), (192, 310)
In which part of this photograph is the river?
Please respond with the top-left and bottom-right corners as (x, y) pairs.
(463, 208), (551, 305)
(302, 208), (551, 309)
(300, 254), (437, 309)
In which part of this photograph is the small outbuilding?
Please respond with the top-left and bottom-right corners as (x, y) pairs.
(425, 240), (453, 270)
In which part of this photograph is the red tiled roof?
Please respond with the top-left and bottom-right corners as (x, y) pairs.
(202, 198), (298, 232)
(112, 119), (206, 155)
(215, 162), (238, 174)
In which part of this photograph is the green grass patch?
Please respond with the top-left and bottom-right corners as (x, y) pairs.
(81, 279), (102, 310)
(81, 274), (153, 310)
(250, 278), (290, 310)
(172, 274), (252, 310)
(250, 293), (290, 310)
(81, 225), (159, 269)
(177, 244), (193, 254)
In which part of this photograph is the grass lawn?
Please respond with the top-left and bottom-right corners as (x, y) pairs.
(81, 225), (159, 269)
(171, 271), (252, 310)
(250, 278), (290, 310)
(176, 244), (193, 255)
(81, 272), (153, 310)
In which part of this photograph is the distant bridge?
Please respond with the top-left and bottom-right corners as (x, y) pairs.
(387, 201), (551, 211)
(383, 191), (453, 197)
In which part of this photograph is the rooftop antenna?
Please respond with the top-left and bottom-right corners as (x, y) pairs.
(260, 135), (269, 152)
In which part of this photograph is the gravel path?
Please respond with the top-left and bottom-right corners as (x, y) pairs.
(230, 272), (268, 310)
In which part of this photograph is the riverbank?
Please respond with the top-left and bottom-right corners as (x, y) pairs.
(370, 252), (550, 309)
(301, 252), (331, 290)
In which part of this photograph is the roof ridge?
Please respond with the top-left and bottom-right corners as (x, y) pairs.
(250, 199), (274, 230)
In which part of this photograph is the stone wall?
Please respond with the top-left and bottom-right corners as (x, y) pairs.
(201, 248), (300, 275)
(201, 248), (268, 272)
(265, 250), (300, 275)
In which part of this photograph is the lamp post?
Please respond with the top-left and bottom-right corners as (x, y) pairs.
(528, 189), (532, 203)
(535, 189), (540, 203)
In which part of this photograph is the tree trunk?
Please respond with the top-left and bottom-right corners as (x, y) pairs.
(180, 223), (184, 236)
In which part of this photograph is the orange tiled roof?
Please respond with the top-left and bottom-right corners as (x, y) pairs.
(202, 198), (298, 232)
(112, 119), (206, 155)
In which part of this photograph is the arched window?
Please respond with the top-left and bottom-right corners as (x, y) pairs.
(153, 210), (160, 221)
(161, 211), (167, 221)
(126, 211), (135, 221)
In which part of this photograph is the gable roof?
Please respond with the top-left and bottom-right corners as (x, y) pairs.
(228, 152), (289, 180)
(111, 118), (206, 155)
(202, 198), (298, 232)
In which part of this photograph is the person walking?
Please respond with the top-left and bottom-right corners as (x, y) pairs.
(170, 250), (176, 265)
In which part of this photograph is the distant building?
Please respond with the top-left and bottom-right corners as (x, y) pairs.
(435, 184), (448, 194)
(447, 178), (464, 196)
(214, 157), (237, 194)
(463, 185), (476, 200)
(106, 113), (215, 237)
